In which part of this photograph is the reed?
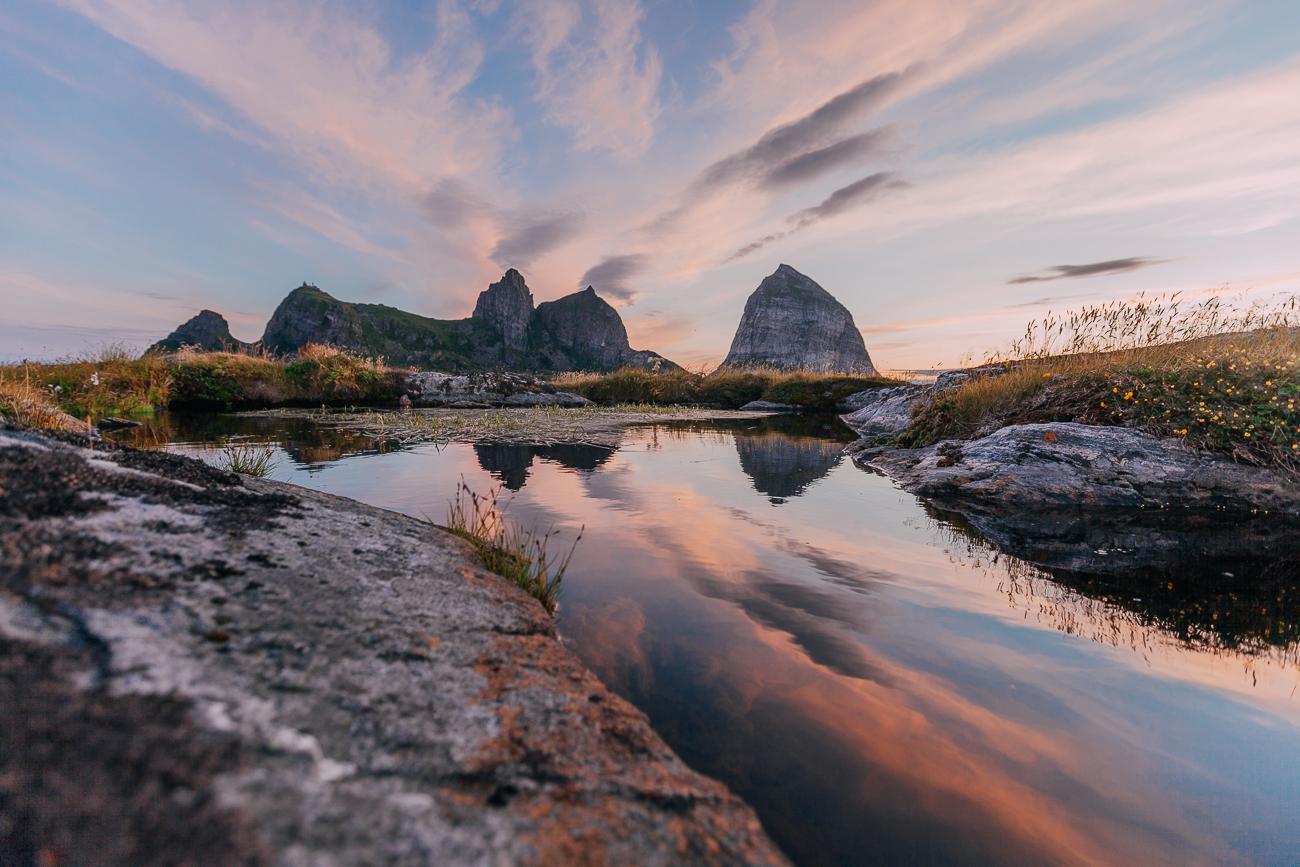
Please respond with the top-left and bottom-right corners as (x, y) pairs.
(900, 292), (1300, 472)
(444, 480), (581, 614)
(218, 443), (279, 477)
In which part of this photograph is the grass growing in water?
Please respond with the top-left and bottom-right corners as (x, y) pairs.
(444, 481), (581, 614)
(899, 293), (1300, 472)
(218, 443), (279, 477)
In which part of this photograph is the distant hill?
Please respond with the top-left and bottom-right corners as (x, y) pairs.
(720, 264), (876, 374)
(150, 270), (677, 373)
(148, 309), (256, 355)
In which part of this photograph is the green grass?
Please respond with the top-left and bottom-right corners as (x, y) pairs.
(1, 343), (407, 421)
(556, 366), (901, 409)
(443, 481), (581, 614)
(218, 443), (278, 477)
(897, 293), (1300, 472)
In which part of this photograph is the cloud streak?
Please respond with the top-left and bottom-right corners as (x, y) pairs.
(727, 171), (907, 261)
(762, 128), (893, 188)
(580, 253), (647, 302)
(1008, 257), (1165, 284)
(697, 71), (907, 192)
(491, 212), (585, 267)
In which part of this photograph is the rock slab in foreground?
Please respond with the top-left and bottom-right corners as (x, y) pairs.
(0, 427), (788, 866)
(858, 422), (1300, 514)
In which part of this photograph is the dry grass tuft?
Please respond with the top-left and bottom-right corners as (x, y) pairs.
(1, 344), (405, 419)
(901, 293), (1300, 471)
(444, 480), (581, 614)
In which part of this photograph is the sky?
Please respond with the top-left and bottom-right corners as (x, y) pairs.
(3, 0), (1300, 369)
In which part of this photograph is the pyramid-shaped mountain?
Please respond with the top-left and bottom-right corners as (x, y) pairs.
(720, 264), (876, 374)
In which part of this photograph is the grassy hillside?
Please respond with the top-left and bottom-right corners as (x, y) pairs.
(896, 294), (1300, 472)
(261, 285), (497, 370)
(0, 344), (405, 422)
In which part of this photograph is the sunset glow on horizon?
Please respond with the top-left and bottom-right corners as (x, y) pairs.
(4, 1), (1300, 368)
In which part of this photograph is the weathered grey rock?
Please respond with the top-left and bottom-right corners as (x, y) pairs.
(471, 268), (534, 352)
(720, 265), (875, 374)
(147, 309), (256, 355)
(0, 426), (788, 866)
(404, 371), (591, 408)
(738, 400), (799, 412)
(839, 385), (926, 438)
(839, 367), (1010, 439)
(858, 422), (1300, 514)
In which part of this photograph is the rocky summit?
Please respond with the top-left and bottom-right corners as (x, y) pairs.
(471, 268), (534, 352)
(721, 264), (876, 374)
(161, 271), (676, 373)
(147, 309), (255, 355)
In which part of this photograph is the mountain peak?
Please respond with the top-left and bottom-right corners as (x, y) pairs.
(473, 270), (536, 351)
(147, 309), (253, 355)
(720, 266), (876, 374)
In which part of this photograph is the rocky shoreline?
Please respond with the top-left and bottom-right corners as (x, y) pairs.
(840, 374), (1299, 516)
(838, 380), (1300, 581)
(0, 425), (789, 865)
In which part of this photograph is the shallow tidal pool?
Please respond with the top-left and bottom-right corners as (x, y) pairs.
(127, 411), (1300, 866)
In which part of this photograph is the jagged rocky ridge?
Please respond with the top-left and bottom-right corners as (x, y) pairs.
(153, 270), (677, 374)
(721, 264), (876, 374)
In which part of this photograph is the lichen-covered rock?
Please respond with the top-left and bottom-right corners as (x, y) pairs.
(147, 309), (255, 355)
(721, 265), (875, 374)
(857, 422), (1300, 514)
(839, 385), (926, 437)
(0, 426), (788, 866)
(839, 367), (1010, 438)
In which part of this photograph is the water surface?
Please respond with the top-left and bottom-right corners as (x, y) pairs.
(126, 412), (1300, 866)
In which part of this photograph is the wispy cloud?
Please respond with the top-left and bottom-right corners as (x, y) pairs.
(579, 253), (647, 302)
(422, 177), (492, 228)
(1008, 257), (1166, 284)
(697, 72), (906, 193)
(762, 128), (893, 188)
(491, 211), (585, 267)
(516, 0), (663, 157)
(791, 172), (908, 227)
(727, 172), (908, 261)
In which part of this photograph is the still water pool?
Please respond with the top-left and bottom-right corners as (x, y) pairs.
(125, 412), (1300, 866)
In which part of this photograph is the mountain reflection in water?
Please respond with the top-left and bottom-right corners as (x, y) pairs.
(130, 411), (1300, 866)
